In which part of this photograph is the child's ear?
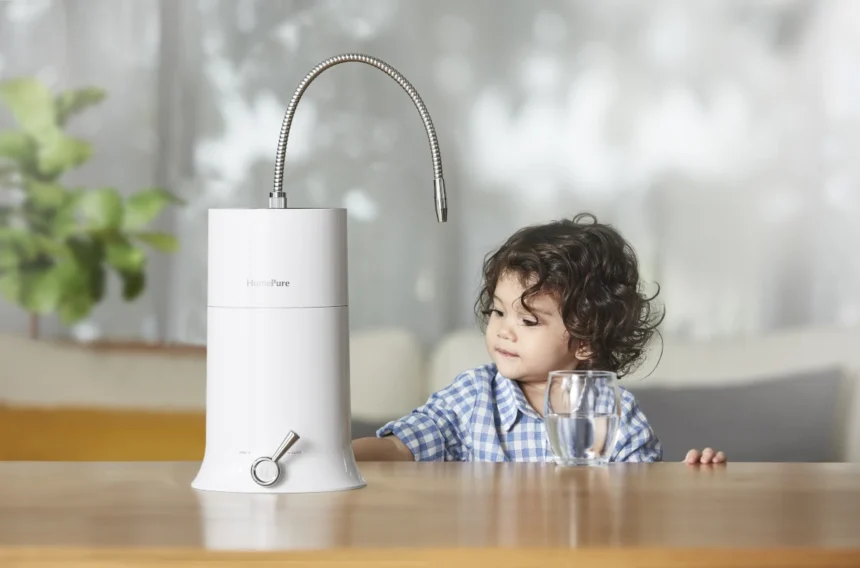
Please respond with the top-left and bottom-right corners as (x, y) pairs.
(574, 342), (593, 361)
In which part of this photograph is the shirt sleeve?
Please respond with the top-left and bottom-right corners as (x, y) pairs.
(611, 388), (663, 463)
(376, 371), (478, 462)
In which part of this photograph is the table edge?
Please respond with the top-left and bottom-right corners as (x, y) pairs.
(3, 547), (860, 567)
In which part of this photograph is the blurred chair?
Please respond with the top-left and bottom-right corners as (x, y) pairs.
(627, 367), (848, 462)
(349, 327), (425, 429)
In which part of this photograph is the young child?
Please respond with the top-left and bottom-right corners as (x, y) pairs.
(353, 213), (726, 465)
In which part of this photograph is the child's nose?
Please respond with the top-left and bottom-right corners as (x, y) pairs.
(497, 320), (516, 341)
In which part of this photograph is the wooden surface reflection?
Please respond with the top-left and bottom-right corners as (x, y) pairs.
(1, 461), (859, 566)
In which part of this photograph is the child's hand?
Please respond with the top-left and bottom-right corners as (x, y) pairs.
(684, 447), (726, 465)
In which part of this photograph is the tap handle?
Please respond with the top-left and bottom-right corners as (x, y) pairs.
(271, 430), (300, 462)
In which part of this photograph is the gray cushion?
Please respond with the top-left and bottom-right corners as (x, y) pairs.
(351, 420), (385, 439)
(626, 367), (846, 462)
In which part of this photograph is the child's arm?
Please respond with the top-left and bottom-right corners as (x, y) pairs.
(352, 435), (414, 461)
(351, 370), (479, 462)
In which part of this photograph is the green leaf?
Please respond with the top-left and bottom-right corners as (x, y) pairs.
(0, 78), (56, 137)
(2, 225), (69, 260)
(0, 229), (41, 262)
(0, 269), (21, 303)
(88, 263), (106, 303)
(25, 180), (66, 209)
(134, 232), (179, 252)
(105, 237), (146, 272)
(58, 293), (93, 325)
(0, 243), (19, 268)
(52, 189), (85, 238)
(65, 235), (106, 304)
(55, 87), (106, 126)
(67, 235), (103, 267)
(0, 130), (36, 165)
(122, 187), (183, 231)
(118, 269), (145, 301)
(33, 240), (104, 324)
(77, 187), (123, 230)
(71, 258), (105, 305)
(21, 265), (66, 314)
(36, 128), (92, 177)
(29, 234), (70, 258)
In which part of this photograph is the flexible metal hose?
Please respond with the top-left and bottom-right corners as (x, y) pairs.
(269, 53), (447, 222)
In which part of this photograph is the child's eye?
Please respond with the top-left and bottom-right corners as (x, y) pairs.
(522, 319), (539, 327)
(483, 308), (503, 318)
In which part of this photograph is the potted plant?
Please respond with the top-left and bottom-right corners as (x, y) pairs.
(0, 76), (184, 340)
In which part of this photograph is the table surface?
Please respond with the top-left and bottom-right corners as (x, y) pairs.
(2, 461), (860, 567)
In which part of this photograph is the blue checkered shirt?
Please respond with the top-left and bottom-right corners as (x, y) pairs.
(377, 363), (662, 462)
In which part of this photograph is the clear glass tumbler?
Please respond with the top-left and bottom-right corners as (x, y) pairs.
(544, 370), (622, 466)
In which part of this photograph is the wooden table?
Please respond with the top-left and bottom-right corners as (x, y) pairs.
(2, 461), (859, 567)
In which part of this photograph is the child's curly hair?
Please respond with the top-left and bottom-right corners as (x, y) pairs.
(474, 213), (664, 378)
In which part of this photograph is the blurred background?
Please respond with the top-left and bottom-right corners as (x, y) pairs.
(2, 0), (860, 463)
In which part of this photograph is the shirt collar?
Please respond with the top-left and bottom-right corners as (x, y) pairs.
(493, 370), (542, 432)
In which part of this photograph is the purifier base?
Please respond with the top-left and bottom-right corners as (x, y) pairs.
(191, 454), (366, 494)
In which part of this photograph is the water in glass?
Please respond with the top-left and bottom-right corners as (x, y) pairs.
(544, 370), (621, 466)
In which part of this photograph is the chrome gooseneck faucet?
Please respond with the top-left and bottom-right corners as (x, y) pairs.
(268, 53), (448, 223)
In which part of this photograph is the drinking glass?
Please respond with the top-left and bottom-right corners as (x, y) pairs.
(544, 370), (622, 466)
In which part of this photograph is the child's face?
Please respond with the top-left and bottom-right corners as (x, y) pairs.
(484, 271), (587, 385)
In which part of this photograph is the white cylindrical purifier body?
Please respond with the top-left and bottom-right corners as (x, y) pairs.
(192, 52), (449, 494)
(191, 208), (366, 493)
